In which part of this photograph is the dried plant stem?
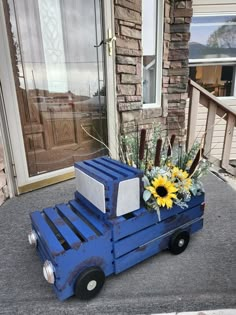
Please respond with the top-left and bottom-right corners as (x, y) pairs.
(139, 129), (146, 161)
(81, 125), (113, 158)
(154, 139), (162, 166)
(167, 134), (176, 157)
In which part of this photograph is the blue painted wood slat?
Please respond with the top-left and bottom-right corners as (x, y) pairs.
(56, 204), (97, 241)
(111, 207), (159, 241)
(43, 207), (81, 249)
(113, 204), (203, 258)
(69, 199), (107, 235)
(74, 162), (113, 185)
(93, 158), (135, 177)
(83, 160), (124, 181)
(159, 193), (205, 221)
(30, 211), (64, 255)
(114, 218), (204, 274)
(74, 190), (109, 221)
(100, 157), (143, 177)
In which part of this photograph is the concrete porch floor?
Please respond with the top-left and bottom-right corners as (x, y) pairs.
(0, 172), (235, 315)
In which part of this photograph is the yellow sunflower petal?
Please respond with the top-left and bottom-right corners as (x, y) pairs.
(165, 198), (173, 209)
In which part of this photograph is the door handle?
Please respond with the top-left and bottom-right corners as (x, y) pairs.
(93, 28), (116, 56)
(93, 29), (116, 56)
(107, 29), (116, 56)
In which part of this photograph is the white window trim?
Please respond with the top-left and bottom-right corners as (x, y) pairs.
(142, 0), (164, 109)
(189, 10), (236, 99)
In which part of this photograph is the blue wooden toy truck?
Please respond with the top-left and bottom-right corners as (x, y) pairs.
(28, 157), (205, 301)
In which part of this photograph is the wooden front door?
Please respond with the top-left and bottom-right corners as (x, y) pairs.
(3, 0), (107, 176)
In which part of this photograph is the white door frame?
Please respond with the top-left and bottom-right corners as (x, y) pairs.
(0, 0), (118, 194)
(103, 0), (119, 160)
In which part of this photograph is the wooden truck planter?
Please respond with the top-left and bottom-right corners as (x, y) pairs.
(28, 156), (205, 301)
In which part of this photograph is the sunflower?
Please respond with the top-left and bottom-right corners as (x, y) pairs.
(146, 175), (178, 209)
(171, 167), (192, 191)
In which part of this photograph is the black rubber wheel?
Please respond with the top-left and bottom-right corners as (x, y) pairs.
(74, 266), (105, 300)
(169, 230), (190, 255)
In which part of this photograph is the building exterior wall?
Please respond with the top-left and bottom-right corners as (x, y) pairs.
(114, 0), (192, 142)
(0, 0), (193, 198)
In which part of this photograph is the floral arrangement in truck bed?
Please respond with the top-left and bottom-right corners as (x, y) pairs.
(120, 126), (209, 217)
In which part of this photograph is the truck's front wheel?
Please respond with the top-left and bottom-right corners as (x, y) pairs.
(74, 266), (105, 300)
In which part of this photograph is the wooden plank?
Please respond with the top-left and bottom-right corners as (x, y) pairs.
(74, 190), (110, 219)
(204, 101), (217, 158)
(114, 218), (204, 274)
(93, 158), (133, 177)
(30, 211), (64, 255)
(190, 79), (236, 120)
(100, 157), (143, 177)
(111, 207), (159, 241)
(111, 194), (204, 241)
(187, 86), (200, 151)
(221, 113), (236, 175)
(74, 161), (113, 183)
(43, 207), (81, 249)
(84, 160), (124, 180)
(113, 203), (203, 258)
(56, 204), (97, 240)
(69, 199), (107, 234)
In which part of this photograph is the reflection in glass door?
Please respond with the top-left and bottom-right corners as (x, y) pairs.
(4, 0), (107, 176)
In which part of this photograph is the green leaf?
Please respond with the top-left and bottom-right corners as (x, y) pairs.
(143, 190), (151, 202)
(142, 175), (150, 187)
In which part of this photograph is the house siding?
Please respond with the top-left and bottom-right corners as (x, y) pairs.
(114, 0), (192, 143)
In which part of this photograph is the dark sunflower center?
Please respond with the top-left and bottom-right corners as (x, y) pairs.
(156, 186), (168, 197)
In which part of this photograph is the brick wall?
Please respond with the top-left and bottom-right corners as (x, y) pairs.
(114, 0), (192, 143)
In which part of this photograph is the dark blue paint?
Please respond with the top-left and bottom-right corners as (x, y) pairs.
(43, 207), (81, 249)
(29, 157), (205, 301)
(113, 204), (203, 258)
(114, 219), (204, 274)
(56, 204), (96, 241)
(30, 211), (64, 255)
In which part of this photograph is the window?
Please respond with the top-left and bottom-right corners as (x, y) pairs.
(142, 0), (164, 108)
(189, 14), (236, 98)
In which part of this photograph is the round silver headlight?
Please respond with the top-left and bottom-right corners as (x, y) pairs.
(28, 230), (38, 247)
(43, 260), (55, 284)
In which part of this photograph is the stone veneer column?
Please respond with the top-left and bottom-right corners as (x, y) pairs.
(114, 0), (143, 134)
(114, 0), (192, 140)
(163, 0), (192, 141)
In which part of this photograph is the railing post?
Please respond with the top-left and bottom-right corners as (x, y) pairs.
(221, 113), (236, 175)
(204, 101), (217, 158)
(186, 85), (200, 151)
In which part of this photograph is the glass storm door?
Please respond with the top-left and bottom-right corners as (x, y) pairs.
(4, 0), (107, 176)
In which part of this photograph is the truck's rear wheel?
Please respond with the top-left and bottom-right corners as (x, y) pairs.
(75, 266), (105, 300)
(169, 230), (190, 255)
